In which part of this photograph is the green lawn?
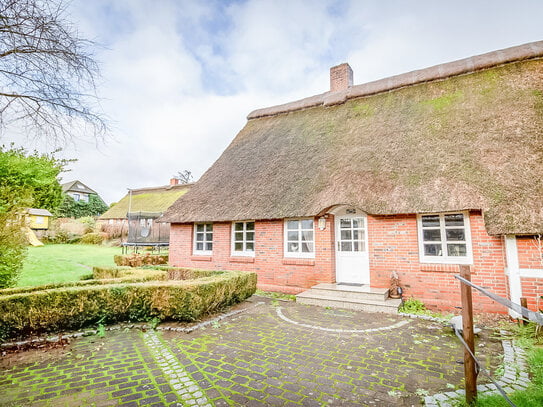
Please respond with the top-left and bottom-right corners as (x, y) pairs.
(17, 244), (122, 287)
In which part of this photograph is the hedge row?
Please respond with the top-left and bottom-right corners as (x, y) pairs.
(114, 253), (168, 267)
(0, 269), (256, 340)
(92, 266), (167, 280)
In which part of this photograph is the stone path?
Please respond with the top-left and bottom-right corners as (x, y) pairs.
(0, 297), (523, 406)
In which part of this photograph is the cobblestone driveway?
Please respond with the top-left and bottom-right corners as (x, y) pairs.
(0, 297), (503, 406)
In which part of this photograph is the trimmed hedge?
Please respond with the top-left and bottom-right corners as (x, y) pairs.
(0, 269), (256, 340)
(92, 266), (167, 280)
(114, 253), (168, 267)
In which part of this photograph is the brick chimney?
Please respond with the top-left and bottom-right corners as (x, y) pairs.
(170, 178), (179, 186)
(330, 63), (353, 92)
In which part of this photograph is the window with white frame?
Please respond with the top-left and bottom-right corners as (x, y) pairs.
(194, 223), (213, 254)
(418, 212), (472, 264)
(285, 219), (314, 257)
(232, 221), (255, 256)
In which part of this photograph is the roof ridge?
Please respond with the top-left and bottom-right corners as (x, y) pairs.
(247, 40), (543, 120)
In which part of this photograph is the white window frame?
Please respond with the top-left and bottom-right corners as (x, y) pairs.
(72, 193), (80, 201)
(284, 218), (315, 259)
(193, 223), (213, 255)
(35, 216), (44, 224)
(231, 221), (256, 257)
(417, 211), (473, 264)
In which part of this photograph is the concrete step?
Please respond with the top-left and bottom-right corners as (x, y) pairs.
(296, 292), (402, 314)
(306, 283), (390, 301)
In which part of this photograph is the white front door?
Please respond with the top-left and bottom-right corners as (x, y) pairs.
(335, 211), (370, 285)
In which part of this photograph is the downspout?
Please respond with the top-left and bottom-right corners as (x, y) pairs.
(504, 235), (522, 318)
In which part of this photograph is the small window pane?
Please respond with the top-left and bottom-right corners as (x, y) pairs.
(234, 232), (243, 241)
(196, 242), (203, 250)
(196, 224), (204, 232)
(288, 242), (299, 252)
(446, 229), (465, 241)
(423, 229), (441, 242)
(235, 222), (244, 231)
(424, 244), (442, 256)
(206, 233), (213, 241)
(340, 219), (351, 228)
(353, 241), (360, 251)
(246, 232), (255, 241)
(445, 214), (464, 226)
(301, 219), (313, 229)
(206, 242), (213, 251)
(207, 223), (213, 231)
(246, 222), (255, 231)
(196, 232), (204, 242)
(341, 242), (353, 251)
(287, 220), (299, 230)
(352, 218), (363, 229)
(301, 231), (313, 242)
(246, 242), (254, 251)
(287, 231), (299, 241)
(353, 230), (365, 240)
(340, 230), (352, 240)
(422, 215), (440, 227)
(447, 244), (467, 257)
(234, 242), (243, 251)
(301, 242), (314, 253)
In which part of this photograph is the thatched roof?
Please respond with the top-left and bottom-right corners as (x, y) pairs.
(162, 41), (543, 235)
(100, 184), (191, 220)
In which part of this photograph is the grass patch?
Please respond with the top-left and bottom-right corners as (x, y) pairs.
(399, 297), (453, 322)
(18, 244), (122, 287)
(255, 289), (296, 301)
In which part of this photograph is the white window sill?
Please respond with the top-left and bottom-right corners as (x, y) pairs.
(420, 257), (473, 265)
(231, 252), (256, 258)
(193, 251), (213, 256)
(284, 253), (315, 259)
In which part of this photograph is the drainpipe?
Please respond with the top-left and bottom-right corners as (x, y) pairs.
(504, 235), (521, 319)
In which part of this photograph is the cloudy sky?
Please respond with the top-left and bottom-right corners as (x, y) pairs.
(4, 0), (543, 203)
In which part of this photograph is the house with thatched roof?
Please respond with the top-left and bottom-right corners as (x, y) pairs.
(161, 41), (543, 314)
(99, 179), (191, 246)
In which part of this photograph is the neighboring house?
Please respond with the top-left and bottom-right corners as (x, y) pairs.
(99, 179), (191, 245)
(61, 180), (99, 203)
(161, 41), (543, 314)
(27, 208), (53, 230)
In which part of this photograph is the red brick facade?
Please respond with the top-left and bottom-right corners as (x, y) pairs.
(169, 211), (541, 313)
(517, 236), (543, 311)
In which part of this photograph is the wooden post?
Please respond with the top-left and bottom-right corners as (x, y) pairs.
(460, 265), (477, 404)
(520, 297), (528, 325)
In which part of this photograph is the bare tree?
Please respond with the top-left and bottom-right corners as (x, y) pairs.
(175, 170), (193, 184)
(0, 0), (107, 144)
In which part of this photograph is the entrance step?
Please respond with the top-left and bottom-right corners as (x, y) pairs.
(296, 283), (402, 314)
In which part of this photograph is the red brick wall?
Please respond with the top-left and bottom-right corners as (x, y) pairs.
(517, 236), (543, 311)
(368, 211), (508, 313)
(517, 236), (543, 269)
(169, 217), (335, 294)
(169, 211), (539, 314)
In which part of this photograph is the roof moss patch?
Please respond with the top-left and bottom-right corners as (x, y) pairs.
(100, 186), (190, 219)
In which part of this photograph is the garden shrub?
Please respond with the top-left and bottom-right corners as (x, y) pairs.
(80, 232), (105, 245)
(92, 266), (167, 280)
(0, 269), (257, 340)
(114, 253), (168, 267)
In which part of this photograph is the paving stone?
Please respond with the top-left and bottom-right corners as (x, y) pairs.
(0, 299), (518, 407)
